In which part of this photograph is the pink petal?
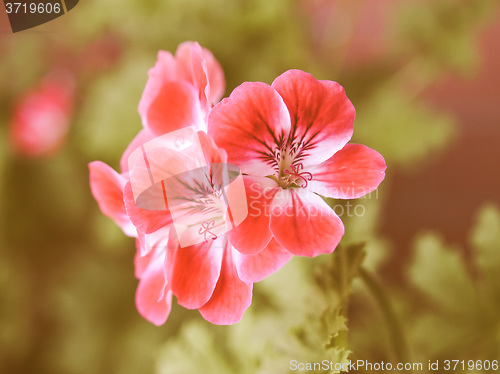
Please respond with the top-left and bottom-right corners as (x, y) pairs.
(135, 251), (172, 326)
(174, 41), (225, 106)
(307, 143), (387, 199)
(270, 188), (344, 257)
(138, 50), (178, 129)
(146, 80), (205, 136)
(175, 42), (208, 107)
(202, 47), (225, 105)
(197, 131), (227, 164)
(234, 238), (292, 283)
(135, 225), (170, 259)
(199, 246), (253, 325)
(170, 238), (224, 309)
(208, 82), (291, 176)
(120, 129), (156, 174)
(134, 239), (154, 279)
(124, 181), (172, 234)
(227, 176), (279, 255)
(271, 70), (355, 166)
(89, 161), (136, 237)
(174, 42), (203, 82)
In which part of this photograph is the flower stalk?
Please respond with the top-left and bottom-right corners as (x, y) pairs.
(359, 267), (412, 365)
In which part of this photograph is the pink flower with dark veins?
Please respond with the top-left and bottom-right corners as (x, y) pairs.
(208, 69), (387, 257)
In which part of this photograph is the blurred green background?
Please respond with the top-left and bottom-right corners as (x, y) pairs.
(1, 0), (500, 373)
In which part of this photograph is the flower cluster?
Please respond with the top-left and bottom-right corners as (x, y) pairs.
(89, 42), (386, 325)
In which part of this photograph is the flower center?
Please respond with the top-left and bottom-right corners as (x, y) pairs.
(272, 143), (313, 189)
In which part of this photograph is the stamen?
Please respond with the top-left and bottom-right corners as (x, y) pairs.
(267, 139), (314, 187)
(284, 163), (313, 188)
(199, 219), (217, 242)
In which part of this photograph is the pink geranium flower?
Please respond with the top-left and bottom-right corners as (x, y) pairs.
(208, 69), (386, 257)
(9, 73), (74, 157)
(138, 41), (225, 136)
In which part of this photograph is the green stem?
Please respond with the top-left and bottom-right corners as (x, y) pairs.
(336, 246), (349, 350)
(359, 267), (411, 364)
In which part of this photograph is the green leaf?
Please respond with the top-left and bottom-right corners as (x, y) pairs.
(355, 89), (456, 168)
(157, 321), (236, 374)
(409, 233), (476, 314)
(393, 0), (497, 73)
(313, 243), (366, 302)
(407, 227), (500, 360)
(471, 204), (500, 296)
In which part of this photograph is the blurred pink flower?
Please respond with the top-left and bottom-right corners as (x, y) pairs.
(138, 41), (225, 136)
(209, 69), (386, 257)
(10, 74), (74, 157)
